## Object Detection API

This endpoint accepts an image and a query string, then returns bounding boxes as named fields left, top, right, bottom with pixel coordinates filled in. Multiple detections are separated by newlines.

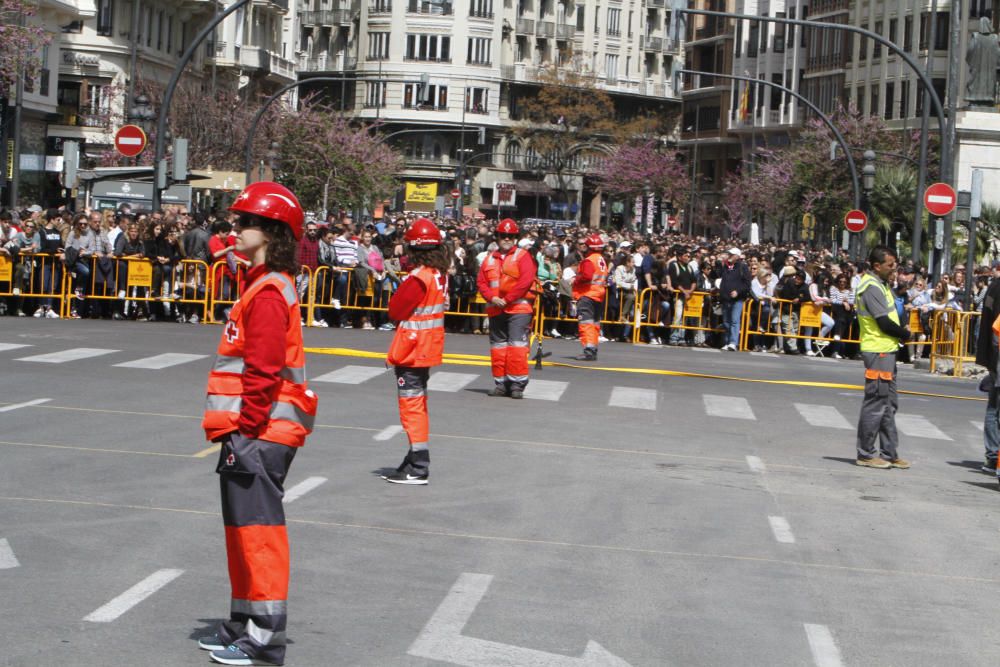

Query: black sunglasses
left=498, top=233, right=517, bottom=239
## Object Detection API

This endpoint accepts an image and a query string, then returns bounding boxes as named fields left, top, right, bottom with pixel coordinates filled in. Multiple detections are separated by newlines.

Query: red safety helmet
left=405, top=217, right=442, bottom=248
left=497, top=218, right=519, bottom=235
left=584, top=233, right=606, bottom=250
left=229, top=181, right=304, bottom=240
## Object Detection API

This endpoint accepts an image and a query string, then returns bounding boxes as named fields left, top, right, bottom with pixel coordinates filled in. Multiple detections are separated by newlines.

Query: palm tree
left=866, top=164, right=917, bottom=251
left=953, top=201, right=1000, bottom=266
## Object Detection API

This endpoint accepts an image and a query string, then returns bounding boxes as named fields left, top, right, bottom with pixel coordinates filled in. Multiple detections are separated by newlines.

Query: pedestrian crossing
left=0, top=342, right=984, bottom=442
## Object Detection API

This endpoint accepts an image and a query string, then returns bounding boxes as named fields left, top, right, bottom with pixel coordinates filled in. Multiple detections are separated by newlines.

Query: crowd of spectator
left=1, top=204, right=991, bottom=364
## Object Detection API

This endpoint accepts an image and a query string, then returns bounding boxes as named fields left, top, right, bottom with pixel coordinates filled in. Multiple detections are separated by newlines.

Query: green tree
left=866, top=163, right=917, bottom=250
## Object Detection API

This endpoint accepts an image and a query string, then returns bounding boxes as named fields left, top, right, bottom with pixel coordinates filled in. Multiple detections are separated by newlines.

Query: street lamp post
left=858, top=150, right=876, bottom=262
left=126, top=94, right=156, bottom=167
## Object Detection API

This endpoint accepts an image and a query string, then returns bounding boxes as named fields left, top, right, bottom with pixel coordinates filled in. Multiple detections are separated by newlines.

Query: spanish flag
left=738, top=81, right=750, bottom=121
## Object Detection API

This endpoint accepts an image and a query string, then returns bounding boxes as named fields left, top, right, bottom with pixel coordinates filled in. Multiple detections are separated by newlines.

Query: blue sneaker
left=210, top=644, right=275, bottom=666
left=198, top=633, right=226, bottom=651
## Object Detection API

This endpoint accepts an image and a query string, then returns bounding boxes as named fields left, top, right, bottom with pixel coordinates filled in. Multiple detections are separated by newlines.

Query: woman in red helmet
left=382, top=217, right=451, bottom=484
left=199, top=181, right=318, bottom=666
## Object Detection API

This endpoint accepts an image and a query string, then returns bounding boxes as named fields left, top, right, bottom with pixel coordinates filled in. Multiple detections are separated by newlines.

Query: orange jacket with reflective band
left=202, top=271, right=318, bottom=446
left=479, top=248, right=536, bottom=316
left=572, top=252, right=608, bottom=301
left=387, top=266, right=446, bottom=368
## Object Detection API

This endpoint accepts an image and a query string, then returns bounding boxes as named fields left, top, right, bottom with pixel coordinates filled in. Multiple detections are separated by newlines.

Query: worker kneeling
left=476, top=218, right=537, bottom=398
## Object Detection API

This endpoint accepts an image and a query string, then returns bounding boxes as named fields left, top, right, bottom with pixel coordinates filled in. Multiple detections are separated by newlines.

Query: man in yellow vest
left=855, top=245, right=911, bottom=469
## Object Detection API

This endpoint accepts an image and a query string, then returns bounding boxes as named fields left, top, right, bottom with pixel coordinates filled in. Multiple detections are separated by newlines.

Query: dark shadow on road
left=371, top=467, right=398, bottom=478
left=961, top=480, right=999, bottom=492
left=822, top=456, right=862, bottom=467
left=946, top=460, right=988, bottom=471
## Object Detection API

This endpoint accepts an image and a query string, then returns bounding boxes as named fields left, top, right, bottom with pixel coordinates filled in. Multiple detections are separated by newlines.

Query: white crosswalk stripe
left=114, top=353, right=208, bottom=369
left=428, top=372, right=478, bottom=393
left=16, top=347, right=119, bottom=363
left=896, top=414, right=952, bottom=441
left=312, top=365, right=387, bottom=384
left=0, top=343, right=31, bottom=352
left=804, top=623, right=844, bottom=667
left=794, top=403, right=852, bottom=430
left=608, top=386, right=657, bottom=410
left=83, top=569, right=184, bottom=622
left=746, top=455, right=767, bottom=473
left=523, top=379, right=568, bottom=401
left=0, top=538, right=20, bottom=569
left=0, top=398, right=51, bottom=413
left=704, top=394, right=756, bottom=420
left=972, top=421, right=984, bottom=432
left=374, top=425, right=403, bottom=441
left=283, top=476, right=327, bottom=503
left=768, top=516, right=796, bottom=544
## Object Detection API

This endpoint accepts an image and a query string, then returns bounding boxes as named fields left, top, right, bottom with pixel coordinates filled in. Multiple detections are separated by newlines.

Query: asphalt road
left=1, top=318, right=997, bottom=667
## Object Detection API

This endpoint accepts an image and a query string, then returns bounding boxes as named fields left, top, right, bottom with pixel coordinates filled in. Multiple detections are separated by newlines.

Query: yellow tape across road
left=304, top=346, right=985, bottom=402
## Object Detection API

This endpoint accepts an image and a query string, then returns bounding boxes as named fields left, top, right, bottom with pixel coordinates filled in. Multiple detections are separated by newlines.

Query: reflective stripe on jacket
left=388, top=266, right=446, bottom=367
left=572, top=252, right=608, bottom=301
left=202, top=271, right=318, bottom=446
left=479, top=247, right=536, bottom=316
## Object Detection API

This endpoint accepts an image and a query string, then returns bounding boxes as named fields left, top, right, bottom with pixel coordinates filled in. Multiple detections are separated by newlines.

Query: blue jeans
left=986, top=387, right=999, bottom=466
left=722, top=300, right=743, bottom=347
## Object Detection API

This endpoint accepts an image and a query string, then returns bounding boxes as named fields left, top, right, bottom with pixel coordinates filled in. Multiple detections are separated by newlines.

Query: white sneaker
left=300, top=319, right=306, bottom=326
left=117, top=290, right=126, bottom=299
left=46, top=309, right=60, bottom=319
left=832, top=352, right=844, bottom=359
left=598, top=335, right=609, bottom=342
left=189, top=314, right=200, bottom=324
left=311, top=319, right=329, bottom=328
left=806, top=350, right=817, bottom=357
left=33, top=308, right=43, bottom=318
left=362, top=323, right=375, bottom=330
left=722, top=343, right=735, bottom=351
left=549, top=329, right=562, bottom=338
left=330, top=299, right=341, bottom=309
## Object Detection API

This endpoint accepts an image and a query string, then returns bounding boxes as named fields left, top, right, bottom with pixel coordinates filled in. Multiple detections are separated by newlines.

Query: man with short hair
left=975, top=260, right=1000, bottom=474
left=718, top=247, right=752, bottom=351
left=667, top=246, right=697, bottom=346
left=855, top=245, right=911, bottom=470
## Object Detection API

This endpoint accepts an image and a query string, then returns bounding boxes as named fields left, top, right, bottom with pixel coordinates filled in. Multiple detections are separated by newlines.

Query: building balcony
left=299, top=53, right=357, bottom=71
left=501, top=62, right=543, bottom=82
left=639, top=80, right=665, bottom=97
left=368, top=0, right=391, bottom=12
left=253, top=0, right=288, bottom=10
left=239, top=46, right=270, bottom=71
left=556, top=23, right=575, bottom=39
left=663, top=37, right=680, bottom=54
left=407, top=0, right=453, bottom=14
left=269, top=53, right=296, bottom=80
left=516, top=17, right=534, bottom=34
left=469, top=9, right=493, bottom=18
left=56, top=106, right=111, bottom=128
left=642, top=35, right=662, bottom=50
left=683, top=72, right=726, bottom=90
left=300, top=8, right=352, bottom=25
left=536, top=20, right=554, bottom=38
left=646, top=0, right=664, bottom=6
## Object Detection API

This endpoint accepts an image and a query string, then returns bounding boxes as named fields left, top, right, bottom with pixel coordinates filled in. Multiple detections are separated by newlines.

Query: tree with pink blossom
left=0, top=0, right=49, bottom=99
left=593, top=141, right=690, bottom=226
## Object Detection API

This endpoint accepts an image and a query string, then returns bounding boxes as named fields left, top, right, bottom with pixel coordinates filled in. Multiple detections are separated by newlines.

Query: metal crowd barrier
left=927, top=309, right=979, bottom=375
left=535, top=284, right=637, bottom=340
left=1, top=253, right=70, bottom=316
left=69, top=256, right=210, bottom=320
left=305, top=265, right=397, bottom=326
left=206, top=259, right=248, bottom=323
left=633, top=287, right=721, bottom=345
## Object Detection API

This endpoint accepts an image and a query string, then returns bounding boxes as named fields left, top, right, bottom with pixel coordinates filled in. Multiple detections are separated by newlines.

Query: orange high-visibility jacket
left=572, top=252, right=609, bottom=302
left=478, top=247, right=536, bottom=316
left=388, top=266, right=446, bottom=368
left=202, top=271, right=318, bottom=447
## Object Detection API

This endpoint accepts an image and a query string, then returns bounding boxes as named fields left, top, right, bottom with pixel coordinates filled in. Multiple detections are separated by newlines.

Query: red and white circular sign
left=923, top=182, right=957, bottom=217
left=114, top=124, right=148, bottom=158
left=844, top=209, right=868, bottom=233
left=450, top=188, right=461, bottom=199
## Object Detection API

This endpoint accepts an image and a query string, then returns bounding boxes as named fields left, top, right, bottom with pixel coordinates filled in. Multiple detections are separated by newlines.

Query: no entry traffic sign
left=844, top=209, right=868, bottom=233
left=114, top=125, right=148, bottom=158
left=924, top=182, right=957, bottom=217
left=450, top=188, right=461, bottom=199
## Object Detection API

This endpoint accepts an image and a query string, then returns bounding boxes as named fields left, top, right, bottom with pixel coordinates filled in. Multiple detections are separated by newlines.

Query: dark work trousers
left=985, top=386, right=999, bottom=467
left=488, top=312, right=533, bottom=392
left=856, top=351, right=900, bottom=461
left=217, top=432, right=297, bottom=666
left=395, top=366, right=431, bottom=474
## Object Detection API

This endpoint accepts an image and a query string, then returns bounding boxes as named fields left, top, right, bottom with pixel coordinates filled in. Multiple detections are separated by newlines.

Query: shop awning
left=512, top=179, right=552, bottom=195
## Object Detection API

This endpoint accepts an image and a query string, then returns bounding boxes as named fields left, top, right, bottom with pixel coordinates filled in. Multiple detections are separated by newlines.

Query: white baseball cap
left=727, top=247, right=742, bottom=257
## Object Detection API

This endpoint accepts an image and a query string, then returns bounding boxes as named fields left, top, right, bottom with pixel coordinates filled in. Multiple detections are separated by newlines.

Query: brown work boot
left=888, top=458, right=911, bottom=469
left=856, top=457, right=891, bottom=469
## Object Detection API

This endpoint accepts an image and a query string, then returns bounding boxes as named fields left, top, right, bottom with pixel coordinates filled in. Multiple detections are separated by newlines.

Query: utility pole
left=942, top=0, right=963, bottom=274
left=9, top=7, right=26, bottom=208
left=911, top=0, right=937, bottom=268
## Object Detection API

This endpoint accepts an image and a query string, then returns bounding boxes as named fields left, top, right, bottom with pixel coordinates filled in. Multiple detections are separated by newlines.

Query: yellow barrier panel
left=0, top=255, right=12, bottom=284
left=127, top=261, right=153, bottom=288
left=927, top=309, right=979, bottom=376
left=207, top=259, right=247, bottom=323
left=5, top=253, right=69, bottom=316
left=633, top=287, right=722, bottom=345
left=535, top=285, right=635, bottom=341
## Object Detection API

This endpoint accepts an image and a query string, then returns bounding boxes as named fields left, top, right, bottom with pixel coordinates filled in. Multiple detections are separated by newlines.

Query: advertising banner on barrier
left=908, top=309, right=921, bottom=330
left=799, top=303, right=823, bottom=329
left=127, top=261, right=153, bottom=288
left=0, top=255, right=11, bottom=282
left=683, top=294, right=703, bottom=318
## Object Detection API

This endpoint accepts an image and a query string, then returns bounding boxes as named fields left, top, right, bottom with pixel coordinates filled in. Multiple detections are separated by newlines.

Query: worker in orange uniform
left=572, top=233, right=609, bottom=361
left=199, top=181, right=318, bottom=667
left=476, top=218, right=538, bottom=398
left=382, top=217, right=451, bottom=485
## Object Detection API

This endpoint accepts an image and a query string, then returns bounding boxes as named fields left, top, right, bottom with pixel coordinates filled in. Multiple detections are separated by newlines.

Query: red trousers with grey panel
left=217, top=432, right=297, bottom=665
left=488, top=312, right=532, bottom=391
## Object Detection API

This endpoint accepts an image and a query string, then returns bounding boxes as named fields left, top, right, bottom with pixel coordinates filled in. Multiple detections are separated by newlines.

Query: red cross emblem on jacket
left=224, top=321, right=240, bottom=344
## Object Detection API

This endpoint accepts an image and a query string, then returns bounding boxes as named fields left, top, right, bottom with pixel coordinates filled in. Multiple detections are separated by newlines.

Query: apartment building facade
left=295, top=0, right=682, bottom=222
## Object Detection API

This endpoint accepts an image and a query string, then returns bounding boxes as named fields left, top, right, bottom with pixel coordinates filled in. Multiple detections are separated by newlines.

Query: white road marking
left=374, top=425, right=403, bottom=441
left=972, top=421, right=984, bottom=432
left=16, top=348, right=119, bottom=363
left=0, top=538, right=20, bottom=569
left=768, top=516, right=796, bottom=544
left=428, top=372, right=478, bottom=393
left=0, top=398, right=51, bottom=413
left=409, top=572, right=632, bottom=666
left=83, top=569, right=184, bottom=622
left=703, top=394, right=756, bottom=420
left=794, top=403, right=852, bottom=430
left=114, top=353, right=208, bottom=369
left=688, top=346, right=721, bottom=353
left=312, top=365, right=386, bottom=384
left=746, top=455, right=767, bottom=473
left=608, top=387, right=657, bottom=410
left=283, top=476, right=327, bottom=503
left=896, top=414, right=952, bottom=441
left=805, top=356, right=838, bottom=363
left=804, top=623, right=844, bottom=667
left=749, top=351, right=773, bottom=357
left=523, top=379, right=569, bottom=401
left=0, top=343, right=31, bottom=352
